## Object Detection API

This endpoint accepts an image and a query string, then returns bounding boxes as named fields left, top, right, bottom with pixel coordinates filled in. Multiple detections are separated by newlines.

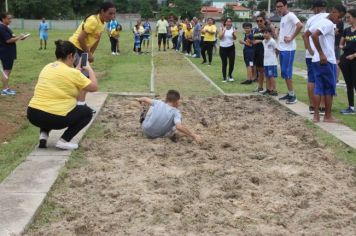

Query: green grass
left=0, top=30, right=152, bottom=183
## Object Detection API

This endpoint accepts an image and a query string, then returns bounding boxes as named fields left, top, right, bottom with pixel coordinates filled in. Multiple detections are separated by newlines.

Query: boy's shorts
left=306, top=58, right=316, bottom=83
left=40, top=32, right=48, bottom=40
left=135, top=41, right=141, bottom=49
left=253, top=47, right=264, bottom=68
left=264, top=65, right=278, bottom=78
left=143, top=34, right=150, bottom=40
left=312, top=62, right=337, bottom=96
left=279, top=50, right=295, bottom=79
left=243, top=49, right=254, bottom=67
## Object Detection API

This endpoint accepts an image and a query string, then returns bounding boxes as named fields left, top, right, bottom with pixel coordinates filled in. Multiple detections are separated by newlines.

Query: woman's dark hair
left=276, top=0, right=288, bottom=6
left=55, top=40, right=76, bottom=60
left=223, top=17, right=233, bottom=26
left=0, top=12, right=10, bottom=21
left=348, top=9, right=356, bottom=18
left=82, top=1, right=116, bottom=31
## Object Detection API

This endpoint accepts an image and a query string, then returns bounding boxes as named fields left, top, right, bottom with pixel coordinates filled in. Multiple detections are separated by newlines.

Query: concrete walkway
left=0, top=92, right=108, bottom=236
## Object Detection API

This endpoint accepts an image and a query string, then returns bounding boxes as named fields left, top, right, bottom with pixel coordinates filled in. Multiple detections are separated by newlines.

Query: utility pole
left=268, top=0, right=271, bottom=17
left=5, top=0, right=8, bottom=12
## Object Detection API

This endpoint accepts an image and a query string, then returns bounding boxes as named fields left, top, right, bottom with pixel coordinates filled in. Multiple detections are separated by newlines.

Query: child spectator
left=142, top=19, right=151, bottom=52
left=240, top=22, right=255, bottom=85
left=137, top=90, right=203, bottom=144
left=262, top=26, right=278, bottom=96
left=176, top=24, right=184, bottom=52
left=109, top=24, right=122, bottom=55
left=134, top=25, right=141, bottom=55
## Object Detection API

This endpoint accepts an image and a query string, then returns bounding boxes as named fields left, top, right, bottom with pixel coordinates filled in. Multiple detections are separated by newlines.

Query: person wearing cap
left=302, top=0, right=328, bottom=115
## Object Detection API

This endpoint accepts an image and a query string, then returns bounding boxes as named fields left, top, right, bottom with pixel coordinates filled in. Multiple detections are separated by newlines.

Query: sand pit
left=27, top=96, right=356, bottom=235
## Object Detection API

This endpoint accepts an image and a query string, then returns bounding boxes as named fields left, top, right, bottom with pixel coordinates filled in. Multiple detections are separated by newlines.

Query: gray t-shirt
left=142, top=100, right=182, bottom=138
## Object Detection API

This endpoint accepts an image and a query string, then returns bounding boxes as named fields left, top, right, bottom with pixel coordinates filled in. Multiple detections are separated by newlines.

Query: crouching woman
left=27, top=40, right=98, bottom=150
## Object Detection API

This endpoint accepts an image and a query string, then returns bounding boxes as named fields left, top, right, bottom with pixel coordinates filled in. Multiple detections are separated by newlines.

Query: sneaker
left=286, top=95, right=297, bottom=104
left=269, top=91, right=278, bottom=96
left=111, top=52, right=116, bottom=55
left=185, top=53, right=189, bottom=56
left=319, top=107, right=326, bottom=115
left=228, top=77, right=234, bottom=82
left=309, top=106, right=315, bottom=114
left=262, top=89, right=271, bottom=95
left=38, top=132, right=48, bottom=148
left=222, top=79, right=227, bottom=83
left=279, top=94, right=290, bottom=101
left=191, top=54, right=196, bottom=57
left=241, top=80, right=253, bottom=85
left=201, top=61, right=207, bottom=64
left=1, top=88, right=16, bottom=95
left=340, top=107, right=355, bottom=115
left=253, top=87, right=264, bottom=93
left=208, top=63, right=211, bottom=66
left=56, top=140, right=78, bottom=150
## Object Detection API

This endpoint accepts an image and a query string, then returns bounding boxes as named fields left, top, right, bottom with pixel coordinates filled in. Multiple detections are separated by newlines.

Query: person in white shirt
left=156, top=16, right=169, bottom=51
left=218, top=17, right=237, bottom=82
left=310, top=5, right=346, bottom=123
left=262, top=26, right=278, bottom=96
left=303, top=0, right=328, bottom=115
left=276, top=0, right=303, bottom=104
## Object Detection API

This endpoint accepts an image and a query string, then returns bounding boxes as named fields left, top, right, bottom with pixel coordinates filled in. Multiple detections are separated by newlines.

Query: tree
left=223, top=6, right=237, bottom=20
left=257, top=0, right=275, bottom=11
left=140, top=0, right=154, bottom=19
left=160, top=0, right=201, bottom=19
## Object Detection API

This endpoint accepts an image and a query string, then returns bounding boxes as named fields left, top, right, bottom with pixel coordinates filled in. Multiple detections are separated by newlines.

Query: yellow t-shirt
left=180, top=23, right=187, bottom=31
left=133, top=25, right=145, bottom=34
left=110, top=29, right=120, bottom=38
left=29, top=62, right=91, bottom=116
left=203, top=25, right=217, bottom=42
left=171, top=25, right=178, bottom=37
left=69, top=14, right=105, bottom=51
left=184, top=29, right=193, bottom=40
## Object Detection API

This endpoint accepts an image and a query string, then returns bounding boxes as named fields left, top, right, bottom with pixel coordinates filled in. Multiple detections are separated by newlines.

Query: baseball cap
left=312, top=0, right=327, bottom=8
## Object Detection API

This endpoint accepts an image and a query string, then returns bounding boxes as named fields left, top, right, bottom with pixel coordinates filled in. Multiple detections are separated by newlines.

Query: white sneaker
left=56, top=140, right=78, bottom=150
left=111, top=52, right=116, bottom=55
left=228, top=77, right=234, bottom=82
left=185, top=53, right=189, bottom=56
left=191, top=54, right=196, bottom=57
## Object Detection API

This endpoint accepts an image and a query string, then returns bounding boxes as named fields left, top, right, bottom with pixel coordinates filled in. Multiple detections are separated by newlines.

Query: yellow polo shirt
left=69, top=14, right=105, bottom=51
left=203, top=25, right=217, bottom=42
left=29, top=61, right=91, bottom=116
left=171, top=25, right=178, bottom=37
left=110, top=29, right=120, bottom=38
left=184, top=29, right=193, bottom=40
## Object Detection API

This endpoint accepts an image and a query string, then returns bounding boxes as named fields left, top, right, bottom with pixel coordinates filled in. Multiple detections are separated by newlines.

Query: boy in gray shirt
left=137, top=90, right=203, bottom=144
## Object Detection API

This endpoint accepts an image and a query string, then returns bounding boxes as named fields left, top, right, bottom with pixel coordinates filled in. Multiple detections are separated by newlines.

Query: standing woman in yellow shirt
left=201, top=18, right=217, bottom=66
left=27, top=40, right=98, bottom=150
left=170, top=21, right=179, bottom=50
left=69, top=2, right=116, bottom=107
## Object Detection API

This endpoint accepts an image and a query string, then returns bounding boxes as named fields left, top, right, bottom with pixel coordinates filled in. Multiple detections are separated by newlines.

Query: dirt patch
left=27, top=96, right=356, bottom=235
left=0, top=83, right=34, bottom=143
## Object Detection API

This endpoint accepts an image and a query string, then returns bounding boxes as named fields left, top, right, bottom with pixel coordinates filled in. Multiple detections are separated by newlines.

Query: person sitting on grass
left=137, top=90, right=203, bottom=144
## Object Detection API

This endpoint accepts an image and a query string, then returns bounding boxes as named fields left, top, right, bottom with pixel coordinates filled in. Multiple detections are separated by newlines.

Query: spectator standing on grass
left=133, top=20, right=144, bottom=53
left=109, top=24, right=122, bottom=55
left=107, top=18, right=119, bottom=54
left=219, top=17, right=237, bottom=83
left=192, top=17, right=202, bottom=58
left=156, top=15, right=169, bottom=51
left=0, top=12, right=28, bottom=96
left=184, top=23, right=194, bottom=56
left=201, top=18, right=217, bottom=66
left=142, top=19, right=152, bottom=52
left=137, top=90, right=203, bottom=144
left=339, top=9, right=356, bottom=115
left=240, top=22, right=255, bottom=85
left=27, top=40, right=98, bottom=150
left=38, top=17, right=49, bottom=50
left=303, top=0, right=328, bottom=115
left=252, top=15, right=267, bottom=92
left=69, top=2, right=116, bottom=110
left=262, top=26, right=278, bottom=96
left=276, top=0, right=303, bottom=104
left=176, top=24, right=184, bottom=52
left=171, top=21, right=179, bottom=50
left=310, top=5, right=346, bottom=122
left=335, top=19, right=344, bottom=82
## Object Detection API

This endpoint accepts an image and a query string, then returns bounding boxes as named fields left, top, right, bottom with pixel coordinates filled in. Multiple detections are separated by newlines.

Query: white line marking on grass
left=150, top=36, right=155, bottom=93
left=184, top=56, right=225, bottom=95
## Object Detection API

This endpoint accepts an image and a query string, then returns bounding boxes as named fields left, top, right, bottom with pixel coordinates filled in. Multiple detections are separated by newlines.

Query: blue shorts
left=279, top=50, right=295, bottom=79
left=243, top=49, right=254, bottom=67
left=134, top=41, right=141, bottom=49
left=312, top=62, right=337, bottom=96
left=264, top=65, right=278, bottom=78
left=143, top=34, right=150, bottom=40
left=306, top=58, right=316, bottom=83
left=40, top=32, right=48, bottom=40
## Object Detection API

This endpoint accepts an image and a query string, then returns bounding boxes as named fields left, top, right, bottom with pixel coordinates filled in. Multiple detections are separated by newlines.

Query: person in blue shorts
left=142, top=19, right=151, bottom=52
left=262, top=26, right=278, bottom=96
left=134, top=24, right=141, bottom=55
left=310, top=5, right=346, bottom=123
left=240, top=22, right=255, bottom=84
left=276, top=0, right=303, bottom=104
left=39, top=18, right=49, bottom=50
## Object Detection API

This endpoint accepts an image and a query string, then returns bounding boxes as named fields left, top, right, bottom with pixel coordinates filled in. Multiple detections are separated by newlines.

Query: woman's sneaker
left=340, top=107, right=355, bottom=115
left=56, top=140, right=78, bottom=150
left=309, top=106, right=315, bottom=114
left=253, top=87, right=264, bottom=93
left=1, top=88, right=16, bottom=96
left=227, top=77, right=234, bottom=82
left=279, top=94, right=290, bottom=101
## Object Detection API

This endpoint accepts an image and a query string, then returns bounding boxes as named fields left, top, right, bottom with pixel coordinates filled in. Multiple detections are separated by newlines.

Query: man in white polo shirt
left=276, top=0, right=303, bottom=104
left=156, top=15, right=169, bottom=51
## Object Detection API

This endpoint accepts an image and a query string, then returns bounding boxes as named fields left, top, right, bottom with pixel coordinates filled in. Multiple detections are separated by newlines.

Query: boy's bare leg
left=258, top=67, right=264, bottom=89
left=323, top=95, right=338, bottom=123
left=313, top=95, right=321, bottom=123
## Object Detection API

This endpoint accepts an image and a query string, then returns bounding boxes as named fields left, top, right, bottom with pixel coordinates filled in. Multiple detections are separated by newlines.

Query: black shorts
left=158, top=33, right=167, bottom=44
left=0, top=57, right=14, bottom=70
left=254, top=46, right=264, bottom=68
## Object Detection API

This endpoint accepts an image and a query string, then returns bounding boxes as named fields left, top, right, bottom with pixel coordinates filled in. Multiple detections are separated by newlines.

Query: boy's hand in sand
left=194, top=134, right=203, bottom=144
